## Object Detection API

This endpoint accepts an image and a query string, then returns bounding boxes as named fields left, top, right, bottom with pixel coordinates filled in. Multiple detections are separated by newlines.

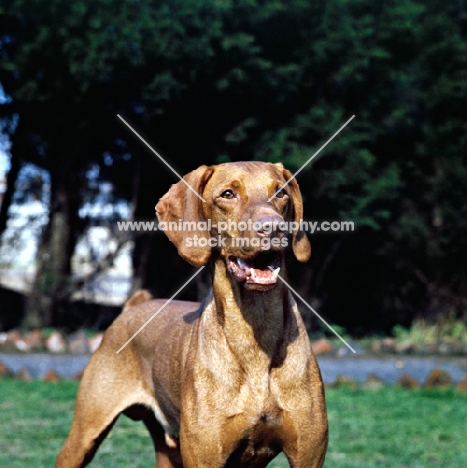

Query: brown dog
left=56, top=161, right=328, bottom=468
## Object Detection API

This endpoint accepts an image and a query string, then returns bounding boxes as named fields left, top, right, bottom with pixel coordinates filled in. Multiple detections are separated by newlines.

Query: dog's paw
left=165, top=433, right=178, bottom=449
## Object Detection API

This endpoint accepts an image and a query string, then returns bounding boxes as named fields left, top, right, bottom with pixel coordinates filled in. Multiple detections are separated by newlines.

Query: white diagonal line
left=273, top=270, right=356, bottom=353
left=117, top=114, right=206, bottom=202
left=116, top=266, right=205, bottom=354
left=269, top=115, right=355, bottom=201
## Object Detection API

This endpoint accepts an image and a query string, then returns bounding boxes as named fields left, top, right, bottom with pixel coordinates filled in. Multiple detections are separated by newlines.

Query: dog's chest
left=227, top=374, right=286, bottom=436
left=226, top=400, right=284, bottom=467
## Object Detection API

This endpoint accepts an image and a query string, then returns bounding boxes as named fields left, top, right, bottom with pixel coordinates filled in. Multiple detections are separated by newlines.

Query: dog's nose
left=255, top=216, right=285, bottom=238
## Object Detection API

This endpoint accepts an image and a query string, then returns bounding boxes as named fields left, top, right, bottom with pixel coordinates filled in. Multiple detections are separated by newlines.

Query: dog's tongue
left=228, top=257, right=281, bottom=285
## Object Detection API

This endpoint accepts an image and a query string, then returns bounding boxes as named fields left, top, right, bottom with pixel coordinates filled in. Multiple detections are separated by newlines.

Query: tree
left=1, top=0, right=152, bottom=326
left=250, top=0, right=467, bottom=329
left=0, top=0, right=240, bottom=326
left=1, top=0, right=465, bottom=333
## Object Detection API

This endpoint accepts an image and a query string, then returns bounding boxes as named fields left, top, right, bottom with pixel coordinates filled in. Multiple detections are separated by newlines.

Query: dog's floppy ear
left=156, top=165, right=214, bottom=267
left=280, top=167, right=311, bottom=263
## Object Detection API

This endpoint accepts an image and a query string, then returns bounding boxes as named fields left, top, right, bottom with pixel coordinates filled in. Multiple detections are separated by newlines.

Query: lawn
left=1, top=380, right=466, bottom=467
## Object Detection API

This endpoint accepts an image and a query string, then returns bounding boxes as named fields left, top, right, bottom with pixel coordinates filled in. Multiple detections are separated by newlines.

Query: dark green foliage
left=0, top=0, right=466, bottom=330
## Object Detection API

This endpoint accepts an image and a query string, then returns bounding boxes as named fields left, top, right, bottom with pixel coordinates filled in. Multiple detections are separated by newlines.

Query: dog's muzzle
left=227, top=251, right=282, bottom=286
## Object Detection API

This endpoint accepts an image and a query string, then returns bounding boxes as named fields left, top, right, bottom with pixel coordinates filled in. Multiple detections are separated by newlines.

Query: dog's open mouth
left=227, top=251, right=282, bottom=286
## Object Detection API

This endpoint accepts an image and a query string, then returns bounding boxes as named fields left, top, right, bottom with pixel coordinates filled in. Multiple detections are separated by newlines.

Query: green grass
left=1, top=380, right=467, bottom=467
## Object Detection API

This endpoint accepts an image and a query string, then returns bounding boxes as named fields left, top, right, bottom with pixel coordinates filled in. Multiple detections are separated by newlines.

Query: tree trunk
left=0, top=138, right=23, bottom=237
left=23, top=176, right=75, bottom=329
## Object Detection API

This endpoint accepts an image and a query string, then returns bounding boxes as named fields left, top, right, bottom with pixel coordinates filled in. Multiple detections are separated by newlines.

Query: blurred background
left=0, top=0, right=466, bottom=337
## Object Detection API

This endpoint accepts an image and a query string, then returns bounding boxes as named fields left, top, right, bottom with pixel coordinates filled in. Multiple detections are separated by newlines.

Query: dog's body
left=57, top=162, right=328, bottom=468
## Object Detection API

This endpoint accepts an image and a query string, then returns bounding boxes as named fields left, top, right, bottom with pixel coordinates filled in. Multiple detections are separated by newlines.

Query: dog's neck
left=209, top=256, right=291, bottom=369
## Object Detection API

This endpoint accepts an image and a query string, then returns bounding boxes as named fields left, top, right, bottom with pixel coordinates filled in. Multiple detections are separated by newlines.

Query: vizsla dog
left=56, top=161, right=328, bottom=468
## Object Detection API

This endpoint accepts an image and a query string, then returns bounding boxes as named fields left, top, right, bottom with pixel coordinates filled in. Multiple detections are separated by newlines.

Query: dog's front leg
left=178, top=414, right=229, bottom=468
left=177, top=378, right=243, bottom=468
left=281, top=381, right=328, bottom=468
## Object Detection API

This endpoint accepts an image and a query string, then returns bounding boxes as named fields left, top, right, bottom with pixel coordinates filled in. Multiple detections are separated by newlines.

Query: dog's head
left=155, top=162, right=311, bottom=290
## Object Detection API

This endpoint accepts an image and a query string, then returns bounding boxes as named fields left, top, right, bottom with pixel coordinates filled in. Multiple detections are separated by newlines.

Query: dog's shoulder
left=119, top=290, right=201, bottom=327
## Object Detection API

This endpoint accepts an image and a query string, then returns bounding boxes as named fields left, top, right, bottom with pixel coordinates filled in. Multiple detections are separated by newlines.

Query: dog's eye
left=220, top=189, right=235, bottom=199
left=274, top=188, right=286, bottom=199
